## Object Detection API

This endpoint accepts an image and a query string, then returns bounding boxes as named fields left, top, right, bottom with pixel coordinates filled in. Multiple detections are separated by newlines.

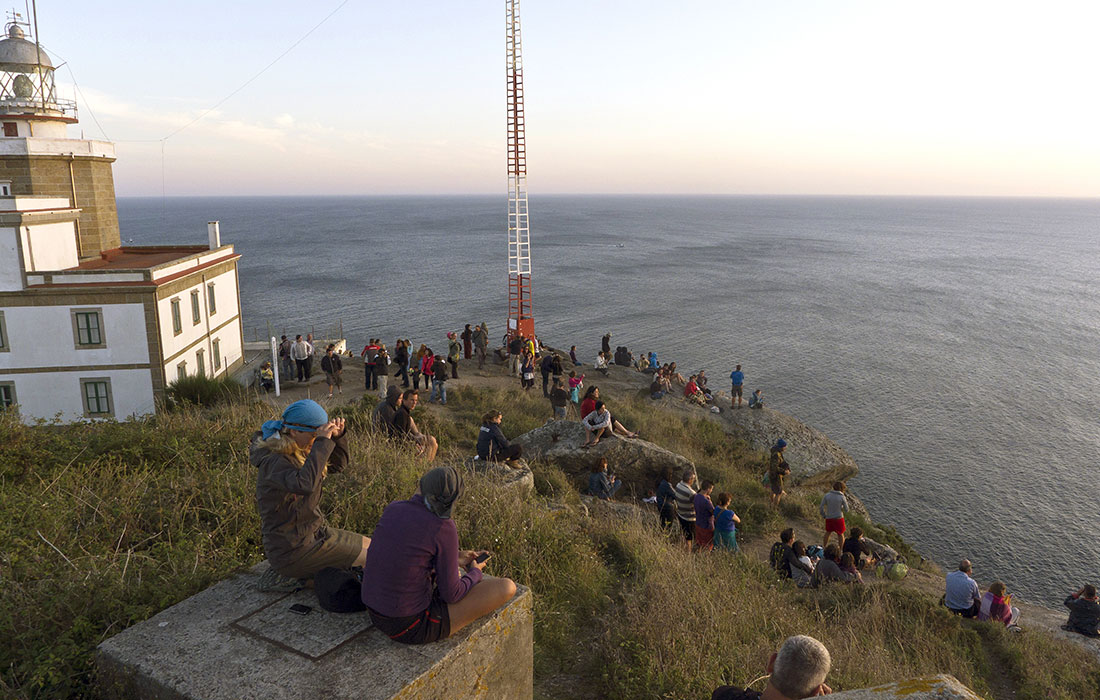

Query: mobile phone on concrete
left=289, top=604, right=312, bottom=615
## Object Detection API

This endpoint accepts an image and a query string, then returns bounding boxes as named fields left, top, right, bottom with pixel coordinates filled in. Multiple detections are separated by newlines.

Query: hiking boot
left=257, top=567, right=305, bottom=593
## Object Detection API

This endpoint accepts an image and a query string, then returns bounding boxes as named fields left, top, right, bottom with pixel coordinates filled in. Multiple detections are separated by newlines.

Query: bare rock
left=827, top=675, right=981, bottom=699
left=461, top=458, right=535, bottom=497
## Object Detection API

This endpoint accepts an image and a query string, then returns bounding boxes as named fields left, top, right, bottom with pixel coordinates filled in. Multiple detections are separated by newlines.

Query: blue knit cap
left=775, top=438, right=787, bottom=449
left=261, top=399, right=328, bottom=439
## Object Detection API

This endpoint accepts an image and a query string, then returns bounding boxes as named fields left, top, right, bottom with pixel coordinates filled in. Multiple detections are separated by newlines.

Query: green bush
left=164, top=374, right=247, bottom=408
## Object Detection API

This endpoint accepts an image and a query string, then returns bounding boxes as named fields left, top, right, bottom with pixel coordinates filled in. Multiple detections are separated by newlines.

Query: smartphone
left=289, top=603, right=312, bottom=615
left=474, top=552, right=491, bottom=564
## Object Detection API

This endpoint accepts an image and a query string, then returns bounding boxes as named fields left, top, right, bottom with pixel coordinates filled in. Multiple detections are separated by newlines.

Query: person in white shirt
left=291, top=334, right=314, bottom=382
left=581, top=401, right=612, bottom=447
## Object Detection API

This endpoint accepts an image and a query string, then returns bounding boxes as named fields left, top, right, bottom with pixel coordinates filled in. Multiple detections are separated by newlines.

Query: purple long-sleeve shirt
left=694, top=492, right=715, bottom=530
left=361, top=494, right=483, bottom=617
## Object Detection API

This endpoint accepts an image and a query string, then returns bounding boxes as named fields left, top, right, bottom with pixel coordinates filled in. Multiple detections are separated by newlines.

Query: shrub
left=164, top=374, right=247, bottom=408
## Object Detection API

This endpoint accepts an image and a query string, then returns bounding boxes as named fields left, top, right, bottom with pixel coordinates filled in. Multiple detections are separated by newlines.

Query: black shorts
left=678, top=516, right=695, bottom=541
left=367, top=589, right=451, bottom=644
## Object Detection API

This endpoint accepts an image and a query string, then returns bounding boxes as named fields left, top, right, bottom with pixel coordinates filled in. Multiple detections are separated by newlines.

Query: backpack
left=875, top=559, right=909, bottom=581
left=769, top=542, right=789, bottom=577
left=314, top=567, right=367, bottom=613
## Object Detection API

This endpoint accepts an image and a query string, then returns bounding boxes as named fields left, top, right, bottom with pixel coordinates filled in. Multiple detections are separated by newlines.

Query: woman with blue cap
left=361, top=466, right=517, bottom=644
left=768, top=438, right=790, bottom=508
left=251, top=399, right=370, bottom=591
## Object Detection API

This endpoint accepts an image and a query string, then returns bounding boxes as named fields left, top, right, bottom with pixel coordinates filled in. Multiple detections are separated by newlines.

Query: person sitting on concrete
left=945, top=559, right=982, bottom=617
left=674, top=470, right=698, bottom=544
left=819, top=481, right=849, bottom=548
left=476, top=410, right=523, bottom=463
left=979, top=581, right=1021, bottom=628
left=392, top=389, right=439, bottom=461
left=790, top=541, right=814, bottom=588
left=549, top=378, right=570, bottom=420
left=748, top=388, right=765, bottom=409
left=769, top=528, right=814, bottom=580
left=588, top=457, right=622, bottom=500
left=259, top=361, right=275, bottom=392
left=1063, top=584, right=1100, bottom=637
left=711, top=634, right=832, bottom=700
left=361, top=466, right=517, bottom=644
left=693, top=481, right=716, bottom=551
left=713, top=492, right=741, bottom=552
left=842, top=527, right=876, bottom=571
left=581, top=400, right=613, bottom=447
left=812, top=544, right=860, bottom=586
left=251, top=400, right=370, bottom=591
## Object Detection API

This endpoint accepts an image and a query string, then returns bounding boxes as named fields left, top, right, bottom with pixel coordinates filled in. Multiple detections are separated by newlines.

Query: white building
left=0, top=19, right=244, bottom=422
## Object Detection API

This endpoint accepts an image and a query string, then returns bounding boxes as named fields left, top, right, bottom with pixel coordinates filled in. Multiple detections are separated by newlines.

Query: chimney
left=207, top=221, right=221, bottom=250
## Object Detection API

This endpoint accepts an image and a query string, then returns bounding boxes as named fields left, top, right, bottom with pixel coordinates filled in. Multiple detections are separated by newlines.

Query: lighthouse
left=0, top=15, right=245, bottom=422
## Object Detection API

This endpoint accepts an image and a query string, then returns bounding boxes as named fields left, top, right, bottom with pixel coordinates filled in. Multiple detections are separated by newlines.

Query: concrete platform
left=97, top=563, right=532, bottom=700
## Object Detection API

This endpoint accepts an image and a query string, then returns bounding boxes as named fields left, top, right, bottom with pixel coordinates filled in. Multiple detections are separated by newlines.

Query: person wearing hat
left=768, top=439, right=791, bottom=507
left=250, top=399, right=369, bottom=592
left=361, top=466, right=517, bottom=644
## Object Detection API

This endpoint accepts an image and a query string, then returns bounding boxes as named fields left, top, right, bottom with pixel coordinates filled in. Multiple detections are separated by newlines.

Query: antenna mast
left=506, top=0, right=533, bottom=340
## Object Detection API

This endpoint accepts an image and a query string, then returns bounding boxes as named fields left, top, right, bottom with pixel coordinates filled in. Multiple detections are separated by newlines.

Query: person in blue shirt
left=588, top=457, right=622, bottom=500
left=713, top=492, right=741, bottom=551
left=748, top=388, right=765, bottom=409
left=729, top=364, right=744, bottom=408
left=944, top=559, right=982, bottom=617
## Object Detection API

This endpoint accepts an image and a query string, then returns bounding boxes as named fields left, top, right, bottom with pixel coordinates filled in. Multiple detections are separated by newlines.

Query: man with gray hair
left=711, top=634, right=832, bottom=699
left=944, top=559, right=981, bottom=618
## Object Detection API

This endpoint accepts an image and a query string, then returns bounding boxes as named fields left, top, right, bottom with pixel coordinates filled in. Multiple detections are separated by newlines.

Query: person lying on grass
left=361, top=466, right=517, bottom=644
left=251, top=399, right=370, bottom=592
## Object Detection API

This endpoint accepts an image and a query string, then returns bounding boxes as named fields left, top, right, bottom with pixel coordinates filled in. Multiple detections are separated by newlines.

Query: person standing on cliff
left=461, top=324, right=473, bottom=360
left=473, top=325, right=488, bottom=369
left=673, top=470, right=698, bottom=546
left=601, top=332, right=612, bottom=355
left=693, top=481, right=716, bottom=551
left=447, top=332, right=461, bottom=379
left=711, top=634, right=832, bottom=700
left=729, top=364, right=744, bottom=408
left=768, top=439, right=790, bottom=507
left=819, top=481, right=850, bottom=548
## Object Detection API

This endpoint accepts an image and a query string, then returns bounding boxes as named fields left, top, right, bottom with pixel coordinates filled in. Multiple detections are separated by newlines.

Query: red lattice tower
left=506, top=0, right=533, bottom=340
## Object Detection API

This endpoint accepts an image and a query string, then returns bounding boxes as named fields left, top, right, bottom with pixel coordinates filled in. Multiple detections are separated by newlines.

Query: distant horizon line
left=115, top=192, right=1100, bottom=200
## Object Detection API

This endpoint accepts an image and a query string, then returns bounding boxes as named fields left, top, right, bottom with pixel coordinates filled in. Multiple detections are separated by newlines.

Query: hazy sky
left=32, top=1, right=1100, bottom=196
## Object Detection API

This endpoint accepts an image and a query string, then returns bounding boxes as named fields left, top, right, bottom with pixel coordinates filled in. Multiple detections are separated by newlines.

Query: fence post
left=270, top=336, right=281, bottom=397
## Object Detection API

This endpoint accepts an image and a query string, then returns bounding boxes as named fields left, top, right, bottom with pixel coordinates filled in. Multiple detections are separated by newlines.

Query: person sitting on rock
left=361, top=466, right=517, bottom=644
left=769, top=527, right=814, bottom=580
left=842, top=527, right=876, bottom=571
left=650, top=376, right=667, bottom=399
left=944, top=559, right=982, bottom=617
left=979, top=581, right=1021, bottom=628
left=711, top=634, right=832, bottom=700
left=674, top=470, right=698, bottom=545
left=392, top=389, right=439, bottom=461
left=668, top=362, right=685, bottom=384
left=476, top=410, right=522, bottom=463
left=683, top=375, right=707, bottom=405
left=594, top=351, right=610, bottom=375
left=581, top=400, right=613, bottom=447
left=693, top=480, right=716, bottom=551
left=713, top=492, right=741, bottom=552
left=696, top=370, right=712, bottom=399
left=812, top=544, right=860, bottom=586
left=767, top=439, right=790, bottom=508
left=790, top=541, right=814, bottom=588
left=748, top=388, right=765, bottom=409
left=1063, top=584, right=1100, bottom=637
left=819, top=481, right=850, bottom=548
left=588, top=457, right=622, bottom=500
left=251, top=400, right=370, bottom=592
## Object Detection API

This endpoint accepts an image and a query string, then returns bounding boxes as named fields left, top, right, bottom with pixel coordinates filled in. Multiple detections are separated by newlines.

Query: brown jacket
left=250, top=430, right=349, bottom=571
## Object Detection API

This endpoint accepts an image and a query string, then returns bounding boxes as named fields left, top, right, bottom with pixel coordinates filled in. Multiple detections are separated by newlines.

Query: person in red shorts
left=819, top=481, right=850, bottom=548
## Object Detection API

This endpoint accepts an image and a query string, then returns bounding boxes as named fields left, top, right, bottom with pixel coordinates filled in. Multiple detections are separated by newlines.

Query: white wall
left=0, top=302, right=149, bottom=369
left=0, top=137, right=114, bottom=158
left=23, top=221, right=78, bottom=271
left=0, top=227, right=21, bottom=291
left=158, top=267, right=239, bottom=360
left=2, top=368, right=155, bottom=422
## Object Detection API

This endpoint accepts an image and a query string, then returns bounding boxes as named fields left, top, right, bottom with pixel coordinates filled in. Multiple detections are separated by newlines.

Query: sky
left=28, top=0, right=1100, bottom=197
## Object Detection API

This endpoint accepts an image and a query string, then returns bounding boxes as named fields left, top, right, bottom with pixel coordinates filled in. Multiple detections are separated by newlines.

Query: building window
left=80, top=378, right=113, bottom=417
left=0, top=381, right=15, bottom=410
left=191, top=290, right=201, bottom=325
left=171, top=298, right=182, bottom=335
left=2, top=122, right=16, bottom=137
left=176, top=362, right=187, bottom=381
left=0, top=181, right=10, bottom=196
left=71, top=308, right=106, bottom=349
left=0, top=310, right=7, bottom=351
left=207, top=283, right=217, bottom=315
left=196, top=349, right=205, bottom=376
left=213, top=339, right=221, bottom=369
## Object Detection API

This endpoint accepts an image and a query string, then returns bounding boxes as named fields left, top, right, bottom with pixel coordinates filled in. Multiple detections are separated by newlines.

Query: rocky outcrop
left=827, top=675, right=980, bottom=699
left=514, top=420, right=696, bottom=493
left=461, top=458, right=535, bottom=497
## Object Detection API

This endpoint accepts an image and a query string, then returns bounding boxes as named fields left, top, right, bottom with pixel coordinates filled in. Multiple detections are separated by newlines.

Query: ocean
left=117, top=194, right=1100, bottom=604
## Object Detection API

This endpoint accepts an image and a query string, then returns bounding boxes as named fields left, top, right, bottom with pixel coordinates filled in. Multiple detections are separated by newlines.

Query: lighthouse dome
left=0, top=24, right=53, bottom=70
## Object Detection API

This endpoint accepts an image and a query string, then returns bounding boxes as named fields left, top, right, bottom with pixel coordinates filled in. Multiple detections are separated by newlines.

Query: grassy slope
left=1, top=380, right=1098, bottom=700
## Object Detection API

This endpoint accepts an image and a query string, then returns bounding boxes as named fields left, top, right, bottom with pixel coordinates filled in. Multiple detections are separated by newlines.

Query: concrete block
left=829, top=675, right=981, bottom=699
left=97, top=562, right=533, bottom=700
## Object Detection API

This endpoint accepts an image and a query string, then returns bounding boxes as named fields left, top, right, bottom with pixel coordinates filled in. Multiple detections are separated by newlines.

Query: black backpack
left=769, top=542, right=790, bottom=578
left=314, top=567, right=367, bottom=613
